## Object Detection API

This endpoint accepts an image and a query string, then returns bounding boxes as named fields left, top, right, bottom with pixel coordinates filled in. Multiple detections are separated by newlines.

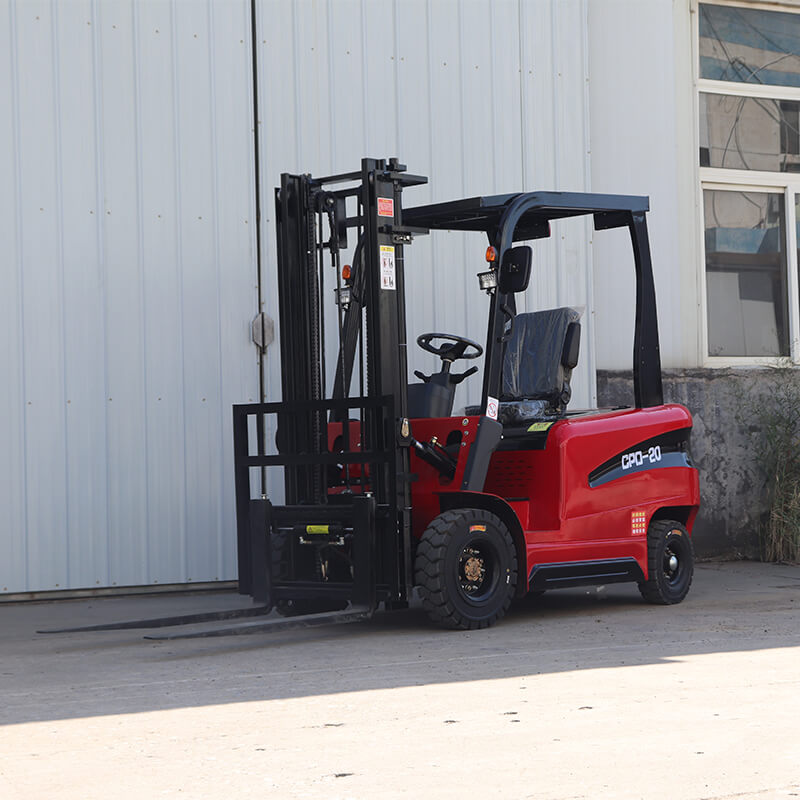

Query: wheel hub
left=459, top=546, right=487, bottom=593
left=664, top=542, right=682, bottom=583
left=463, top=555, right=484, bottom=583
left=668, top=554, right=679, bottom=572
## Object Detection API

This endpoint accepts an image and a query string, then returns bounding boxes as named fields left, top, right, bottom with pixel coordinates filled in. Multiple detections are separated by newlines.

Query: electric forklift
left=232, top=157, right=700, bottom=632
left=41, top=157, right=699, bottom=639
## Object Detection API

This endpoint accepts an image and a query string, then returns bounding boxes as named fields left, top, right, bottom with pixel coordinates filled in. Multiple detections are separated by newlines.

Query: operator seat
left=497, top=306, right=582, bottom=424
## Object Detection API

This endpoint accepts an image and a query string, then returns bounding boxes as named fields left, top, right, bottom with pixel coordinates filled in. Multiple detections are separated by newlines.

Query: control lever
left=449, top=366, right=478, bottom=384
left=414, top=365, right=477, bottom=385
left=411, top=436, right=457, bottom=480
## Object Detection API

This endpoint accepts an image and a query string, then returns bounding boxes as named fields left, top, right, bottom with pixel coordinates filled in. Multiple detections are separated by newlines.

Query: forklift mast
left=234, top=158, right=427, bottom=610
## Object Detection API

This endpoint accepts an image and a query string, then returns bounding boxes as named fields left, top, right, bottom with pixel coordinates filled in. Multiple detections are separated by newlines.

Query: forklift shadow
left=146, top=582, right=650, bottom=649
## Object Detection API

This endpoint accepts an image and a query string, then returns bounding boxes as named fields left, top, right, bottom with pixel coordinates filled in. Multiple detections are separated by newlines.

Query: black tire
left=414, top=509, right=517, bottom=630
left=638, top=519, right=694, bottom=605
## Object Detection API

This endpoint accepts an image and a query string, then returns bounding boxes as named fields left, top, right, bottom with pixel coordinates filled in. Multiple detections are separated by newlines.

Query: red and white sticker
left=486, top=396, right=498, bottom=420
left=380, top=245, right=396, bottom=290
left=631, top=510, right=647, bottom=536
left=377, top=197, right=394, bottom=217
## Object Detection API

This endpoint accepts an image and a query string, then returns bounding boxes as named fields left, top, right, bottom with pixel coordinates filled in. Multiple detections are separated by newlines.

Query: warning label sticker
left=486, top=396, right=499, bottom=420
left=380, top=245, right=396, bottom=290
left=378, top=197, right=394, bottom=217
left=527, top=421, right=555, bottom=433
left=377, top=197, right=394, bottom=217
left=631, top=510, right=647, bottom=536
left=306, top=525, right=329, bottom=535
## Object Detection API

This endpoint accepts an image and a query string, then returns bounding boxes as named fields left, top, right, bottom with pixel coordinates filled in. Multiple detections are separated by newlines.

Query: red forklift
left=41, top=157, right=699, bottom=639
left=232, top=157, right=700, bottom=632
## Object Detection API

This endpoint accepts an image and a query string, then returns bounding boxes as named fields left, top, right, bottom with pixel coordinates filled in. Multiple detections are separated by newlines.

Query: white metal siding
left=588, top=0, right=699, bottom=371
left=2, top=0, right=606, bottom=594
left=0, top=0, right=258, bottom=593
left=256, top=0, right=595, bottom=424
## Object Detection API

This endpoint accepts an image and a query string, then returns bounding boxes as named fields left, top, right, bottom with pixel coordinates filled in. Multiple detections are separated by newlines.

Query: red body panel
left=408, top=405, right=700, bottom=590
left=407, top=415, right=482, bottom=536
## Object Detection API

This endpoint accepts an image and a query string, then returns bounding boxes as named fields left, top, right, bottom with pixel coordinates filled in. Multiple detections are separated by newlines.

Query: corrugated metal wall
left=589, top=0, right=698, bottom=371
left=1, top=0, right=594, bottom=594
left=0, top=0, right=258, bottom=594
left=255, top=0, right=595, bottom=422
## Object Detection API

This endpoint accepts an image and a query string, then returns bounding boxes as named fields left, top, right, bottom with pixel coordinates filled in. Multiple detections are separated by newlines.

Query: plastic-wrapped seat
left=498, top=306, right=582, bottom=423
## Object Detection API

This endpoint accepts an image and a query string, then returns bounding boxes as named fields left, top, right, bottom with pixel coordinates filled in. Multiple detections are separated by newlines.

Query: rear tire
left=638, top=519, right=694, bottom=605
left=414, top=509, right=517, bottom=630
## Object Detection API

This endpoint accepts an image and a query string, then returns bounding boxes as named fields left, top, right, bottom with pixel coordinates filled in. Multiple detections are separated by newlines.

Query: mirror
left=498, top=245, right=532, bottom=294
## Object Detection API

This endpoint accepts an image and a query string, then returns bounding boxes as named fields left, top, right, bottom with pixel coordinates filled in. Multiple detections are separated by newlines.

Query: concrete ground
left=1, top=562, right=799, bottom=800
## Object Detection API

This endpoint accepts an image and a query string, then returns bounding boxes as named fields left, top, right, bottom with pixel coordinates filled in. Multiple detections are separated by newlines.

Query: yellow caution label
left=527, top=421, right=555, bottom=433
left=305, top=525, right=329, bottom=535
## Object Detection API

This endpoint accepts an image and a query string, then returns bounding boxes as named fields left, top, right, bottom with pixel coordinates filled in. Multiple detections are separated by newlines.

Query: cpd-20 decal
left=588, top=428, right=694, bottom=488
left=621, top=445, right=662, bottom=470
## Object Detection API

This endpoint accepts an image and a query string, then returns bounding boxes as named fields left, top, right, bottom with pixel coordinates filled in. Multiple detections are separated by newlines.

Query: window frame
left=696, top=0, right=800, bottom=366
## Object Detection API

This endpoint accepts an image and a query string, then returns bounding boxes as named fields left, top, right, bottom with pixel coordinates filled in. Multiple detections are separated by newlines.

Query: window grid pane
left=700, top=93, right=800, bottom=172
left=700, top=3, right=800, bottom=87
left=704, top=189, right=789, bottom=357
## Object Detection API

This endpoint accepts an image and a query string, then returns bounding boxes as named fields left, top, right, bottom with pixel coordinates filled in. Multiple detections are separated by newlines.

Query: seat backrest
left=501, top=307, right=582, bottom=411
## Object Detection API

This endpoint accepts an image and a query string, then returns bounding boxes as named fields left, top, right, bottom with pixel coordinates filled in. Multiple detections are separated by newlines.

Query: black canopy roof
left=404, top=191, right=650, bottom=238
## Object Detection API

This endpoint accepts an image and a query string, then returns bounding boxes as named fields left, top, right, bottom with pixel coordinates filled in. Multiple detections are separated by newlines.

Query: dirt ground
left=1, top=561, right=799, bottom=800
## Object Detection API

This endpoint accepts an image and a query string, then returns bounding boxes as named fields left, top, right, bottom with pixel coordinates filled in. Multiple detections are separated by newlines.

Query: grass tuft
left=739, top=364, right=800, bottom=563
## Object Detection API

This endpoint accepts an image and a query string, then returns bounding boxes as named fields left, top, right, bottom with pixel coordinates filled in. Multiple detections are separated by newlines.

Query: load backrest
left=501, top=307, right=582, bottom=413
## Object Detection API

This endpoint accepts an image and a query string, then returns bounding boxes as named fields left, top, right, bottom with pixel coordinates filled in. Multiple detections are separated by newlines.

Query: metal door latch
left=251, top=312, right=274, bottom=352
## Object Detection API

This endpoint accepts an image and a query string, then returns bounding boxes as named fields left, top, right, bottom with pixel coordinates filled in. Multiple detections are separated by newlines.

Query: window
left=704, top=189, right=787, bottom=356
left=698, top=2, right=800, bottom=362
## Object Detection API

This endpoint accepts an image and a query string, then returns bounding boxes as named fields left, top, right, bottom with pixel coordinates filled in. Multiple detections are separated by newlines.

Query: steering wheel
left=416, top=332, right=483, bottom=363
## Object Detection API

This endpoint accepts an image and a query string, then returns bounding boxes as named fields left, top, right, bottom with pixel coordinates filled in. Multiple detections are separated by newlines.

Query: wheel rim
left=663, top=532, right=689, bottom=588
left=457, top=536, right=500, bottom=603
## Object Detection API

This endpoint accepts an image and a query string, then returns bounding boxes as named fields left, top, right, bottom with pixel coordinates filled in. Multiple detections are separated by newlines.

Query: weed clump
left=740, top=365, right=800, bottom=563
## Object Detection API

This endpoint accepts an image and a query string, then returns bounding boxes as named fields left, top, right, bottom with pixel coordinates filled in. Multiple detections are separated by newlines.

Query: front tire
left=414, top=509, right=517, bottom=630
left=638, top=519, right=694, bottom=605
